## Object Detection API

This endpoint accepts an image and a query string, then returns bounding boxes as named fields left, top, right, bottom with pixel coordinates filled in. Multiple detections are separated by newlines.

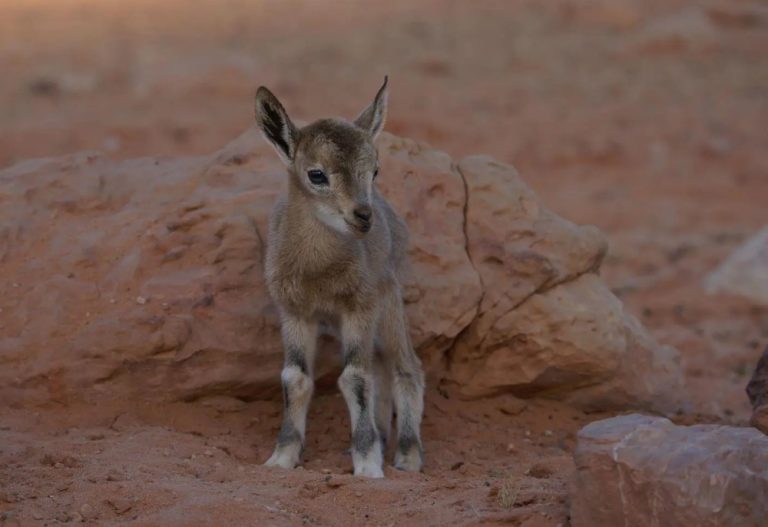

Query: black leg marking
left=353, top=374, right=367, bottom=412
left=276, top=420, right=302, bottom=448
left=282, top=382, right=290, bottom=409
left=348, top=372, right=377, bottom=457
left=355, top=374, right=375, bottom=455
left=286, top=346, right=308, bottom=374
left=353, top=420, right=377, bottom=457
left=344, top=345, right=363, bottom=368
left=397, top=423, right=419, bottom=455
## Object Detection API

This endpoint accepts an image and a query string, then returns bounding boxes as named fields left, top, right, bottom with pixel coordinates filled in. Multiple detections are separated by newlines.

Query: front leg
left=265, top=314, right=318, bottom=469
left=338, top=311, right=384, bottom=478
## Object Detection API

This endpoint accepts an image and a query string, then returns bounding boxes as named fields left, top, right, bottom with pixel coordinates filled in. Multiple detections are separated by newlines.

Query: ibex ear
left=354, top=76, right=388, bottom=140
left=254, top=86, right=298, bottom=164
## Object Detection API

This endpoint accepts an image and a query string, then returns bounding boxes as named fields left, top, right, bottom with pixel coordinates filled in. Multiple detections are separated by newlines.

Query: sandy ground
left=1, top=0, right=767, bottom=525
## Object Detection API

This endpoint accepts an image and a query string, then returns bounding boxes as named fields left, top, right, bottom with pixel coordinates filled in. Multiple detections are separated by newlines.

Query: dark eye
left=373, top=168, right=379, bottom=179
left=307, top=169, right=328, bottom=185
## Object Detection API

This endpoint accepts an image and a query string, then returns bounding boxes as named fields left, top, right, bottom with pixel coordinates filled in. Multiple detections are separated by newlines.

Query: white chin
left=315, top=205, right=350, bottom=235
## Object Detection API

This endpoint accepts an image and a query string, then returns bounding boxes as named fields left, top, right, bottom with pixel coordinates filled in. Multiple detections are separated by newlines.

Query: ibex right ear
left=254, top=87, right=298, bottom=164
left=354, top=76, right=388, bottom=140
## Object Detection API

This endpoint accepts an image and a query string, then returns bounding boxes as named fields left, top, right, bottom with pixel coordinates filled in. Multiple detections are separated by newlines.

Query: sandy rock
left=452, top=274, right=623, bottom=397
left=705, top=226, right=768, bottom=305
left=449, top=154, right=607, bottom=389
left=0, top=130, right=478, bottom=403
left=572, top=414, right=768, bottom=527
left=449, top=156, right=682, bottom=412
left=0, top=129, right=681, bottom=411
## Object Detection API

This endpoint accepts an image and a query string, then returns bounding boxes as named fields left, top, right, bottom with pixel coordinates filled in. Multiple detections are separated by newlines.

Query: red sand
left=1, top=1, right=766, bottom=525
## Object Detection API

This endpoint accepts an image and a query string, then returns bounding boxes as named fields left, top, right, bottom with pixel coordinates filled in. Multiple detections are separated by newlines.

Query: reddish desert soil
left=1, top=0, right=767, bottom=525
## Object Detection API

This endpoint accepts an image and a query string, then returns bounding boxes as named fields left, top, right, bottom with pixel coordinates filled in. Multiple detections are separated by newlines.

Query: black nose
left=353, top=206, right=372, bottom=223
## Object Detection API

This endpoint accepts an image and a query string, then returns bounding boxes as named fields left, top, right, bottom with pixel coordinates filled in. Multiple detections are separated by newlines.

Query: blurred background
left=1, top=0, right=766, bottom=416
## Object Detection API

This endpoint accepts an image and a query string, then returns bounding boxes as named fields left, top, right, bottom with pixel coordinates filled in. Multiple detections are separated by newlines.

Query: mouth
left=345, top=219, right=371, bottom=235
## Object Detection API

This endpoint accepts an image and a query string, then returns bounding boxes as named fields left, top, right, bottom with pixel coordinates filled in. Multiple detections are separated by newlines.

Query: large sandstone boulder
left=572, top=414, right=768, bottom=527
left=705, top=226, right=768, bottom=306
left=0, top=129, right=681, bottom=411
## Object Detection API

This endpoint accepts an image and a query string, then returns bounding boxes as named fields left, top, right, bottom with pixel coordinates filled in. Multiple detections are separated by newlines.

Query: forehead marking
left=299, top=119, right=376, bottom=172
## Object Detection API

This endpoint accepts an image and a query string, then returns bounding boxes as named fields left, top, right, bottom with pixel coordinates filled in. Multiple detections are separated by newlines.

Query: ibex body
left=254, top=78, right=424, bottom=478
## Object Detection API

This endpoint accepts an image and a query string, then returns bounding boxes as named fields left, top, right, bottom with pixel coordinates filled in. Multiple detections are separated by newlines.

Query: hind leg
left=378, top=288, right=425, bottom=472
left=373, top=349, right=394, bottom=452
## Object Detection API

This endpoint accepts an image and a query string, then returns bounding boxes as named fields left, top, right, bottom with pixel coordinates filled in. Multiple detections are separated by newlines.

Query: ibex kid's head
left=254, top=77, right=388, bottom=237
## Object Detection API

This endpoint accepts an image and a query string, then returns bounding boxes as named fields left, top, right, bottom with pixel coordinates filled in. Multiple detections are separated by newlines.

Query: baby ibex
left=254, top=77, right=424, bottom=478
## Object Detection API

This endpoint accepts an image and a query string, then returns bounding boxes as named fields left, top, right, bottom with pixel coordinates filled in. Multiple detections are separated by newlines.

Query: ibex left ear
left=354, top=76, right=388, bottom=140
left=255, top=86, right=298, bottom=165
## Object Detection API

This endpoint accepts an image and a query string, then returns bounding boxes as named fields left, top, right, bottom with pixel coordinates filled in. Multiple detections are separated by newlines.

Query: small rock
left=571, top=414, right=768, bottom=527
left=106, top=497, right=134, bottom=515
left=199, top=395, right=246, bottom=413
left=106, top=469, right=125, bottom=482
left=135, top=296, right=147, bottom=305
left=80, top=503, right=94, bottom=518
left=527, top=463, right=552, bottom=479
left=325, top=476, right=344, bottom=489
left=706, top=226, right=768, bottom=305
left=496, top=395, right=528, bottom=416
